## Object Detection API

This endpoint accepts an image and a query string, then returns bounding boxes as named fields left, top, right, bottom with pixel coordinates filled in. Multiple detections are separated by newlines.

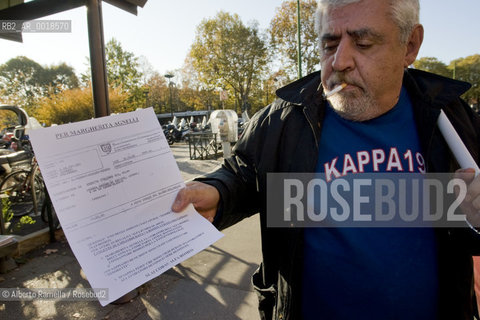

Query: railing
left=187, top=132, right=218, bottom=160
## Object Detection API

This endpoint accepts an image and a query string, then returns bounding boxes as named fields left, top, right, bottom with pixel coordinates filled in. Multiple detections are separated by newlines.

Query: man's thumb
left=172, top=188, right=188, bottom=212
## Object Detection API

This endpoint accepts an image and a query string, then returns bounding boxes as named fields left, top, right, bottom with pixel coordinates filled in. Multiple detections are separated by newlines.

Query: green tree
left=269, top=0, right=320, bottom=79
left=105, top=38, right=142, bottom=91
left=189, top=11, right=269, bottom=113
left=81, top=38, right=145, bottom=109
left=0, top=56, right=42, bottom=106
left=0, top=56, right=78, bottom=107
left=413, top=57, right=450, bottom=78
left=449, top=55, right=480, bottom=107
left=43, top=63, right=79, bottom=94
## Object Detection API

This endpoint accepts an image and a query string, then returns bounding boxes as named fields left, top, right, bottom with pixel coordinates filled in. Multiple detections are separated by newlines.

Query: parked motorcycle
left=164, top=124, right=190, bottom=145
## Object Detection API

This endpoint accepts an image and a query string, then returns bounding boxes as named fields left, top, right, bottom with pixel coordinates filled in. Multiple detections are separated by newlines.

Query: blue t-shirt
left=302, top=88, right=439, bottom=319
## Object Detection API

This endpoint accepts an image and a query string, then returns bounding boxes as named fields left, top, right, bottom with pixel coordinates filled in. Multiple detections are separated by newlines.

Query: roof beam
left=104, top=0, right=136, bottom=15
left=124, top=0, right=147, bottom=7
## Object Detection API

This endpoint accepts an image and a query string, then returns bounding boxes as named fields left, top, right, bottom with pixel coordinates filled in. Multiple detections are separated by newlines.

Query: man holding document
left=172, top=0, right=480, bottom=319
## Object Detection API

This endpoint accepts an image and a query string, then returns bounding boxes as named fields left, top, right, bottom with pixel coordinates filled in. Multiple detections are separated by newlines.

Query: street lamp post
left=143, top=88, right=149, bottom=109
left=265, top=80, right=269, bottom=105
left=164, top=74, right=174, bottom=119
left=296, top=0, right=302, bottom=79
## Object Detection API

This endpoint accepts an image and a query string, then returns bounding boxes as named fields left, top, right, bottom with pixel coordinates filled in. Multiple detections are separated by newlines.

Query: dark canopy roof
left=0, top=0, right=146, bottom=42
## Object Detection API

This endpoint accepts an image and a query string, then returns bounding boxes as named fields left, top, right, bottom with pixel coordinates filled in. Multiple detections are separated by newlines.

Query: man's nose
left=332, top=41, right=354, bottom=72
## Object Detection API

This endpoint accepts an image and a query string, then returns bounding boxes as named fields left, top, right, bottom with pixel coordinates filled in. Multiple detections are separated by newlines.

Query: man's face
left=320, top=0, right=412, bottom=121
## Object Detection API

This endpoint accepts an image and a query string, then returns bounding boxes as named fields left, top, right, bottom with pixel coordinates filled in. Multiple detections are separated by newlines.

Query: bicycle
left=0, top=143, right=45, bottom=217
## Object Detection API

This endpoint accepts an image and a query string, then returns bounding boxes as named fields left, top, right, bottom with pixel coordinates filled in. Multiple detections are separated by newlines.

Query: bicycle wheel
left=0, top=169, right=33, bottom=217
left=29, top=165, right=45, bottom=216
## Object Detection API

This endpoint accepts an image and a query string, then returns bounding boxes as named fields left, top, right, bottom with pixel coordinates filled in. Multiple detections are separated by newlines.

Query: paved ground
left=0, top=142, right=262, bottom=320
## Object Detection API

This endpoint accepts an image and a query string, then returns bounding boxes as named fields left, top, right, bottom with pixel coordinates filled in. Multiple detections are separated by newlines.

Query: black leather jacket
left=199, top=69, right=480, bottom=320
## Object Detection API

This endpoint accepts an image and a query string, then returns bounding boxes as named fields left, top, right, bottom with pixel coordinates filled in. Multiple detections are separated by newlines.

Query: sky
left=0, top=0, right=479, bottom=78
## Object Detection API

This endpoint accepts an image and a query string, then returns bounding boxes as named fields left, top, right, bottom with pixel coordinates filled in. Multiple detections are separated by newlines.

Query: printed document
left=29, top=108, right=223, bottom=305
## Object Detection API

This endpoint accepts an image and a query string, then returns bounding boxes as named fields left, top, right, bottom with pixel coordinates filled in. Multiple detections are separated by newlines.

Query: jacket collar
left=275, top=71, right=322, bottom=107
left=403, top=68, right=471, bottom=108
left=275, top=68, right=471, bottom=109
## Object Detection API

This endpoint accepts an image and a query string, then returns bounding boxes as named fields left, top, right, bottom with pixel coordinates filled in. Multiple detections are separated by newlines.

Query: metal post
left=0, top=197, right=5, bottom=235
left=453, top=61, right=456, bottom=80
left=296, top=0, right=303, bottom=79
left=44, top=190, right=56, bottom=242
left=169, top=83, right=173, bottom=115
left=86, top=0, right=111, bottom=118
left=164, top=74, right=174, bottom=119
left=265, top=81, right=269, bottom=105
left=143, top=89, right=149, bottom=109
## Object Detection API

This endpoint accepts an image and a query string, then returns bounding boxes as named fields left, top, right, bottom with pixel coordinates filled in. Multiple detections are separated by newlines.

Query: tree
left=189, top=11, right=269, bottom=113
left=176, top=57, right=219, bottom=112
left=42, top=62, right=79, bottom=93
left=138, top=55, right=155, bottom=86
left=0, top=56, right=78, bottom=108
left=269, top=0, right=320, bottom=79
left=105, top=38, right=142, bottom=91
left=413, top=57, right=450, bottom=78
left=449, top=55, right=480, bottom=108
left=81, top=38, right=145, bottom=109
left=0, top=56, right=43, bottom=107
left=33, top=86, right=131, bottom=126
left=145, top=71, right=168, bottom=114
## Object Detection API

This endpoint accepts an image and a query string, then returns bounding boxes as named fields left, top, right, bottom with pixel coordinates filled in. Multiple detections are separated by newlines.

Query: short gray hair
left=315, top=0, right=420, bottom=44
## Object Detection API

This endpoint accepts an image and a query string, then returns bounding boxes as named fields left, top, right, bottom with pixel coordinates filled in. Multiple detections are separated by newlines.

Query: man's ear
left=404, top=24, right=424, bottom=67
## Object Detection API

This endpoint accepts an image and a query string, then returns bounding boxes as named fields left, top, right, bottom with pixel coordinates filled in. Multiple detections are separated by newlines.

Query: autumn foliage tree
left=189, top=11, right=269, bottom=113
left=33, top=86, right=130, bottom=126
left=269, top=0, right=320, bottom=79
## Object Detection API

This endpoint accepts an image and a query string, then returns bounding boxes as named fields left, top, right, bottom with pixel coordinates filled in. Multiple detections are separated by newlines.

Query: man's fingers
left=467, top=175, right=480, bottom=204
left=473, top=196, right=480, bottom=211
left=455, top=168, right=477, bottom=201
left=172, top=182, right=201, bottom=212
left=455, top=168, right=480, bottom=226
left=171, top=181, right=220, bottom=219
left=454, top=168, right=476, bottom=183
left=172, top=187, right=190, bottom=212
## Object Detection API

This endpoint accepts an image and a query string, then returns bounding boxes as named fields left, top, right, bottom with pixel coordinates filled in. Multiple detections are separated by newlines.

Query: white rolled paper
left=437, top=109, right=479, bottom=176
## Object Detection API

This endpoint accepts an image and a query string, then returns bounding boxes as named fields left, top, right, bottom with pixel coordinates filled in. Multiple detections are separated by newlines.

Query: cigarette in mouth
left=324, top=83, right=347, bottom=98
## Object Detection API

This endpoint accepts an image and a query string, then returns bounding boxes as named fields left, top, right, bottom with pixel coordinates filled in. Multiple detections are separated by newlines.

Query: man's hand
left=456, top=168, right=480, bottom=228
left=172, top=181, right=220, bottom=223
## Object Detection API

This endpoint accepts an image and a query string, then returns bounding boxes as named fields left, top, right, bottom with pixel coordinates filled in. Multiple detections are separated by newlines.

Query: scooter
left=164, top=124, right=190, bottom=145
